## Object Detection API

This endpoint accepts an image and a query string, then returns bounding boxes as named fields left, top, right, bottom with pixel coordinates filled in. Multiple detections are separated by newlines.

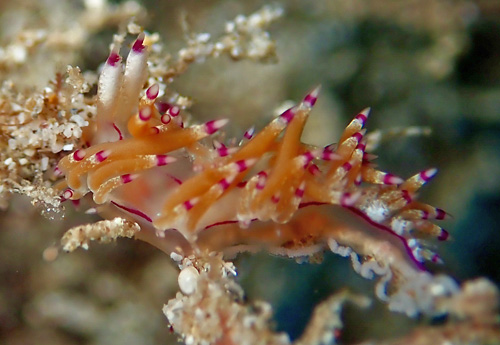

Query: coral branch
left=61, top=217, right=140, bottom=252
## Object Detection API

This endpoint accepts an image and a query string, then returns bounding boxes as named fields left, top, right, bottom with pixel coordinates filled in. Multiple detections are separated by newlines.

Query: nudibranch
left=55, top=33, right=452, bottom=313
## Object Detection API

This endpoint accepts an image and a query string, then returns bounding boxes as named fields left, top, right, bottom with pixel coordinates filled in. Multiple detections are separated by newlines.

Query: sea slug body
left=55, top=33, right=450, bottom=313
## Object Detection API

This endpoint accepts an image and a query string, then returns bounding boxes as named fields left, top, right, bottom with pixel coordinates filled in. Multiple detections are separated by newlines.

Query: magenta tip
left=303, top=85, right=321, bottom=108
left=139, top=107, right=152, bottom=121
left=121, top=174, right=134, bottom=184
left=132, top=33, right=146, bottom=53
left=146, top=84, right=160, bottom=100
left=204, top=119, right=229, bottom=135
left=438, top=229, right=449, bottom=241
left=107, top=51, right=121, bottom=67
left=420, top=168, right=438, bottom=182
left=279, top=106, right=297, bottom=124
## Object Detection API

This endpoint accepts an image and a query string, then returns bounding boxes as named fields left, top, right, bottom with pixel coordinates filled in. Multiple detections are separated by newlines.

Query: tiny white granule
left=8, top=139, right=17, bottom=150
left=248, top=14, right=263, bottom=28
left=231, top=46, right=242, bottom=57
left=11, top=103, right=23, bottom=112
left=185, top=335, right=194, bottom=345
left=70, top=115, right=89, bottom=127
left=214, top=42, right=225, bottom=51
left=196, top=32, right=210, bottom=43
left=9, top=45, right=27, bottom=63
left=390, top=218, right=410, bottom=235
left=63, top=124, right=77, bottom=138
left=235, top=15, right=246, bottom=26
left=18, top=112, right=26, bottom=123
left=63, top=144, right=74, bottom=151
left=225, top=22, right=236, bottom=33
left=84, top=0, right=105, bottom=10
left=41, top=157, right=49, bottom=171
left=170, top=252, right=183, bottom=262
left=51, top=142, right=64, bottom=153
left=364, top=200, right=389, bottom=223
left=19, top=158, right=28, bottom=166
left=178, top=266, right=199, bottom=295
left=24, top=148, right=35, bottom=157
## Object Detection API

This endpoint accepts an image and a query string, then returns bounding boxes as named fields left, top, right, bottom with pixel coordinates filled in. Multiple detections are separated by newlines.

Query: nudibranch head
left=55, top=33, right=448, bottom=286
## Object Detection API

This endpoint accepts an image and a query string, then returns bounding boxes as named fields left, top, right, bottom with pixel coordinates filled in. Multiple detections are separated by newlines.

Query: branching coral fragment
left=165, top=254, right=370, bottom=345
left=295, top=291, right=371, bottom=345
left=164, top=4, right=282, bottom=80
left=61, top=217, right=140, bottom=252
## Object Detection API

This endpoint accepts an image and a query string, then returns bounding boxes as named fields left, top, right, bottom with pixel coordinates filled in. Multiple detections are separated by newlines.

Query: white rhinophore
left=116, top=33, right=149, bottom=128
